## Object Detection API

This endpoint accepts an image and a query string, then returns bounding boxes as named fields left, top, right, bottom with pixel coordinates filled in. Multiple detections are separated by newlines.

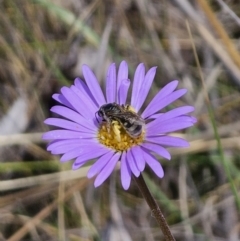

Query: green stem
left=133, top=174, right=175, bottom=241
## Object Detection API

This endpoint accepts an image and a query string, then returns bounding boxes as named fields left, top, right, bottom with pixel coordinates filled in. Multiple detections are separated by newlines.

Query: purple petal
left=74, top=78, right=98, bottom=107
left=147, top=117, right=194, bottom=136
left=147, top=106, right=195, bottom=129
left=151, top=106, right=194, bottom=120
left=72, top=148, right=111, bottom=170
left=82, top=65, right=106, bottom=106
left=72, top=160, right=89, bottom=170
left=120, top=152, right=131, bottom=190
left=50, top=106, right=96, bottom=131
left=48, top=139, right=97, bottom=154
left=94, top=152, right=121, bottom=187
left=51, top=143, right=84, bottom=155
left=142, top=148, right=164, bottom=178
left=131, top=146, right=145, bottom=171
left=126, top=150, right=140, bottom=177
left=149, top=113, right=164, bottom=119
left=87, top=151, right=115, bottom=178
left=142, top=89, right=187, bottom=119
left=52, top=93, right=73, bottom=109
left=60, top=143, right=106, bottom=162
left=61, top=87, right=93, bottom=119
left=42, top=130, right=95, bottom=140
left=106, top=63, right=116, bottom=103
left=141, top=80, right=179, bottom=118
left=47, top=140, right=67, bottom=151
left=71, top=85, right=98, bottom=113
left=131, top=63, right=145, bottom=108
left=47, top=139, right=82, bottom=151
left=135, top=67, right=157, bottom=112
left=118, top=79, right=130, bottom=105
left=154, top=80, right=179, bottom=99
left=141, top=143, right=171, bottom=160
left=145, top=136, right=189, bottom=147
left=191, top=116, right=197, bottom=123
left=117, top=61, right=128, bottom=102
left=44, top=118, right=94, bottom=133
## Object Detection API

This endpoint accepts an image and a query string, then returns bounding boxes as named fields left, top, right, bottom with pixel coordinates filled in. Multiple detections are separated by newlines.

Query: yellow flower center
left=97, top=121, right=145, bottom=152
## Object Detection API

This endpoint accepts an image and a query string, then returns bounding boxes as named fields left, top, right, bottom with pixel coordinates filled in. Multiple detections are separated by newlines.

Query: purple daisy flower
left=43, top=61, right=196, bottom=190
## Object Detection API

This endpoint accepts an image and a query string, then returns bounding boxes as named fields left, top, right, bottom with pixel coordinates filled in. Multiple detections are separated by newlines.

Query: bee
left=97, top=102, right=145, bottom=138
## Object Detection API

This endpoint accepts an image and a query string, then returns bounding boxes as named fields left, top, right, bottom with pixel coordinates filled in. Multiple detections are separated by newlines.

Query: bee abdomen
left=127, top=124, right=143, bottom=137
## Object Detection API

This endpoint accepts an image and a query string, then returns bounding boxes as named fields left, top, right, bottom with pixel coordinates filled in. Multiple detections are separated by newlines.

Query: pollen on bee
left=125, top=105, right=136, bottom=113
left=112, top=121, right=121, bottom=142
left=97, top=120, right=145, bottom=152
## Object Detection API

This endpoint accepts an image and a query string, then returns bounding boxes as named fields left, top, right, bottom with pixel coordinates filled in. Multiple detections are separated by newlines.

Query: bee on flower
left=43, top=61, right=196, bottom=190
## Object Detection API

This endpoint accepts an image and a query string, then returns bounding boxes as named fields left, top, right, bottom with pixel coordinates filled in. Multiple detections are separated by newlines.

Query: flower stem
left=133, top=173, right=175, bottom=241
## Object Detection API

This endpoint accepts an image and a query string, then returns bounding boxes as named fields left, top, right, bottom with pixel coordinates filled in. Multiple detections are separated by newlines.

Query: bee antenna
left=95, top=111, right=99, bottom=123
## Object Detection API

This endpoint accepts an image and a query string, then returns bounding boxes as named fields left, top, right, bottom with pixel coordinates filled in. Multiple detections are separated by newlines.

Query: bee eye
left=98, top=110, right=103, bottom=117
left=104, top=104, right=113, bottom=111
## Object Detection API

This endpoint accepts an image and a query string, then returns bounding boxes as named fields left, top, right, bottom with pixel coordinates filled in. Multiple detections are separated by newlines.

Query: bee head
left=100, top=103, right=121, bottom=115
left=96, top=103, right=115, bottom=123
left=97, top=108, right=104, bottom=118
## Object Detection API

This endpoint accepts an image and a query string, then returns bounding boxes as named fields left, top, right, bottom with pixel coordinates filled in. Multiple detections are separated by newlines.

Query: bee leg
left=112, top=120, right=121, bottom=142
